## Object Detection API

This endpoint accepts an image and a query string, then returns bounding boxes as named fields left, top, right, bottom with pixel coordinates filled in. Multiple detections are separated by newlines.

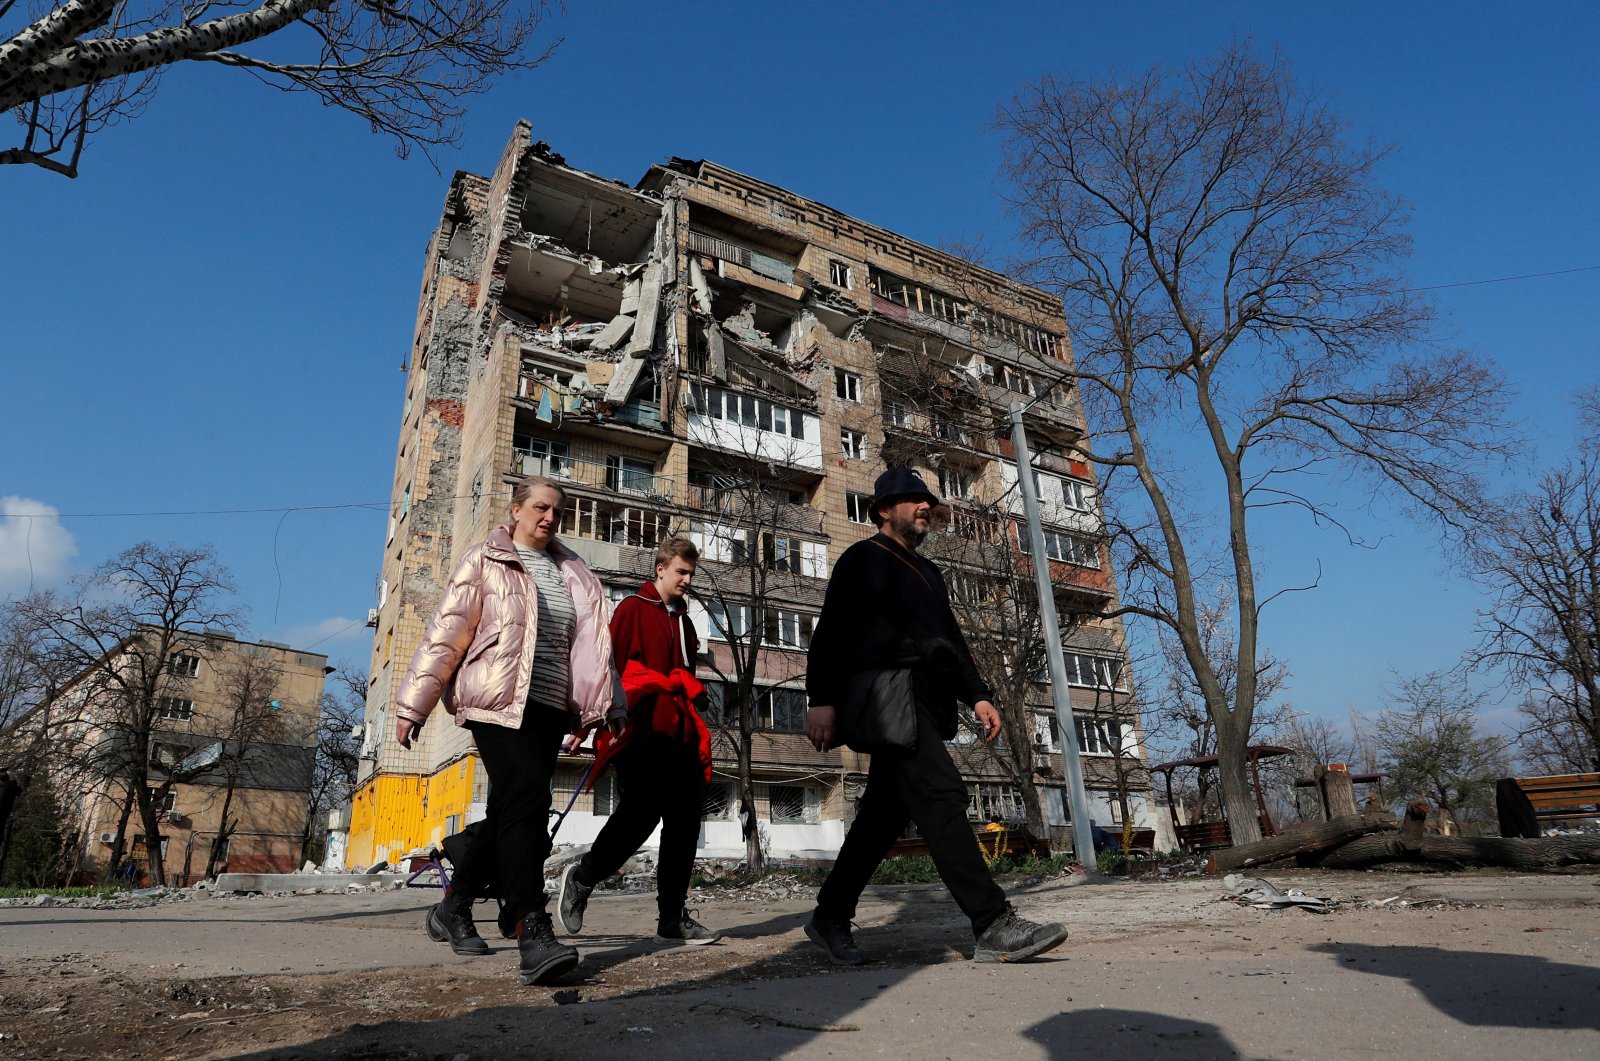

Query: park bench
left=1496, top=773, right=1600, bottom=838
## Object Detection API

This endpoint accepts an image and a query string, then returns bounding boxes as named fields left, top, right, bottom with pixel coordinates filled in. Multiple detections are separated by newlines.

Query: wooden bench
left=1496, top=773, right=1600, bottom=838
left=1175, top=819, right=1233, bottom=852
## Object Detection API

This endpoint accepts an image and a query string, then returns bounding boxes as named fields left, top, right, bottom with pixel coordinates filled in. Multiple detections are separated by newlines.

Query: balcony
left=511, top=449, right=676, bottom=505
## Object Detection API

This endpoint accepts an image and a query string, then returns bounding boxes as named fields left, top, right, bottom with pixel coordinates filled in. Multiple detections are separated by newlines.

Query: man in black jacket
left=803, top=468, right=1068, bottom=965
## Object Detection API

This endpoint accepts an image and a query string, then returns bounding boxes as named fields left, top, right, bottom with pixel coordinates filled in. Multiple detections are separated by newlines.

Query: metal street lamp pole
left=1009, top=400, right=1099, bottom=870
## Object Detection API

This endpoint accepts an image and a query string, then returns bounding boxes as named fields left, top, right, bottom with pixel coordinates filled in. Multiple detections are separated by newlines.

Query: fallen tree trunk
left=1208, top=811, right=1397, bottom=875
left=1316, top=832, right=1600, bottom=870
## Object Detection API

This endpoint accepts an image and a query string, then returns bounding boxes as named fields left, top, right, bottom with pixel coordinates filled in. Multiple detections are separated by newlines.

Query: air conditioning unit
left=365, top=608, right=379, bottom=628
left=98, top=831, right=116, bottom=844
left=165, top=811, right=187, bottom=826
left=350, top=724, right=364, bottom=740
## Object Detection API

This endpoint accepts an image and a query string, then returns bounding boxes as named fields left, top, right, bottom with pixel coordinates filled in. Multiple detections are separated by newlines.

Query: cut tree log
left=1316, top=831, right=1600, bottom=870
left=1208, top=811, right=1397, bottom=875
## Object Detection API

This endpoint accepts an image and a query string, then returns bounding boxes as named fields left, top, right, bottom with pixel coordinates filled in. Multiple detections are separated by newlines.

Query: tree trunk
left=1214, top=721, right=1264, bottom=845
left=1208, top=811, right=1397, bottom=874
left=1317, top=831, right=1600, bottom=870
left=205, top=782, right=238, bottom=880
left=137, top=798, right=166, bottom=886
left=107, top=786, right=135, bottom=878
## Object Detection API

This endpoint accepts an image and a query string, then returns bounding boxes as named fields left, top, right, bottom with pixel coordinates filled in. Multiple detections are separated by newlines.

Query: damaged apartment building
left=347, top=121, right=1154, bottom=870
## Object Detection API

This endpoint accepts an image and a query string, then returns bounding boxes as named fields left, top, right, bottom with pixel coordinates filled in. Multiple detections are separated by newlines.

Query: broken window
left=144, top=787, right=176, bottom=813
left=689, top=383, right=812, bottom=440
left=884, top=399, right=909, bottom=428
left=846, top=492, right=874, bottom=524
left=967, top=782, right=1024, bottom=824
left=768, top=784, right=814, bottom=824
left=938, top=467, right=975, bottom=501
left=840, top=428, right=865, bottom=460
left=514, top=436, right=571, bottom=477
left=701, top=782, right=734, bottom=821
left=829, top=260, right=852, bottom=288
left=763, top=609, right=815, bottom=650
left=834, top=368, right=862, bottom=403
left=156, top=697, right=193, bottom=722
left=167, top=653, right=200, bottom=678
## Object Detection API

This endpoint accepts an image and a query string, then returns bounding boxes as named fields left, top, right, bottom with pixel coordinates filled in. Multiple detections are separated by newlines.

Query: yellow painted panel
left=347, top=756, right=478, bottom=868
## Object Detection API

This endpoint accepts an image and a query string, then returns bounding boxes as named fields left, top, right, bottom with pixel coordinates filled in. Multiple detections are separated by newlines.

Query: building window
left=156, top=697, right=193, bottom=721
left=705, top=601, right=753, bottom=641
left=593, top=772, right=619, bottom=816
left=967, top=783, right=1024, bottom=824
left=829, top=260, right=852, bottom=288
left=701, top=782, right=734, bottom=821
left=938, top=467, right=975, bottom=501
left=884, top=399, right=909, bottom=427
left=515, top=436, right=572, bottom=476
left=1060, top=652, right=1127, bottom=691
left=760, top=687, right=809, bottom=732
left=131, top=834, right=171, bottom=859
left=763, top=608, right=816, bottom=650
left=846, top=492, right=873, bottom=524
left=167, top=654, right=200, bottom=678
left=840, top=428, right=865, bottom=460
left=689, top=382, right=813, bottom=440
left=144, top=787, right=176, bottom=813
left=834, top=368, right=862, bottom=403
left=606, top=454, right=656, bottom=496
left=1075, top=717, right=1129, bottom=756
left=1016, top=525, right=1100, bottom=568
left=768, top=784, right=817, bottom=824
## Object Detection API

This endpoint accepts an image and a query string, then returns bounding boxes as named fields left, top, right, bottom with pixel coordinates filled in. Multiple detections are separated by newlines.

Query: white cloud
left=280, top=615, right=373, bottom=656
left=0, top=497, right=76, bottom=593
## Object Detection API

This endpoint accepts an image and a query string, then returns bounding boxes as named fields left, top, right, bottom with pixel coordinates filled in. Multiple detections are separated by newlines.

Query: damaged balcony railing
left=511, top=449, right=676, bottom=504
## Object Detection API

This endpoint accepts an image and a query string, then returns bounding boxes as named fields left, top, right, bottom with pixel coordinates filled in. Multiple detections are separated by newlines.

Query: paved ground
left=1, top=868, right=1596, bottom=1059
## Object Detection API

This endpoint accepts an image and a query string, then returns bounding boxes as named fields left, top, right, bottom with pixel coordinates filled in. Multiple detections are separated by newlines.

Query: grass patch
left=0, top=884, right=131, bottom=900
left=868, top=856, right=942, bottom=884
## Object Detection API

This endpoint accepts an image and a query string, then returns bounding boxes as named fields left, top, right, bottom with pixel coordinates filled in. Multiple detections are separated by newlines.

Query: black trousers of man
left=576, top=733, right=705, bottom=920
left=816, top=709, right=1008, bottom=934
left=454, top=704, right=569, bottom=924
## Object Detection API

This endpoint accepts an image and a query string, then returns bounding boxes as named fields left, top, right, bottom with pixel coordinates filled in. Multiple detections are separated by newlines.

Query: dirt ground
left=2, top=865, right=1597, bottom=1060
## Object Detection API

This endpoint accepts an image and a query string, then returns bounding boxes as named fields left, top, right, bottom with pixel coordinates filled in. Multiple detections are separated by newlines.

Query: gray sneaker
left=556, top=862, right=594, bottom=935
left=972, top=906, right=1068, bottom=963
left=805, top=914, right=867, bottom=965
left=655, top=907, right=721, bottom=945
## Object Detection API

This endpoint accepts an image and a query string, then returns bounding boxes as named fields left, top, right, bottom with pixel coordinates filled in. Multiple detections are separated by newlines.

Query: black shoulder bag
left=835, top=541, right=934, bottom=754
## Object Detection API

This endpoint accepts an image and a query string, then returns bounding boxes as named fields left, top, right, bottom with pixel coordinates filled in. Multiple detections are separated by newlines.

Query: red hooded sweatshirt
left=589, top=581, right=711, bottom=785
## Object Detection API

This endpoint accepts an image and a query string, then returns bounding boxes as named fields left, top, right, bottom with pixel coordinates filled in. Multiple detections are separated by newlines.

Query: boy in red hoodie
left=557, top=538, right=720, bottom=944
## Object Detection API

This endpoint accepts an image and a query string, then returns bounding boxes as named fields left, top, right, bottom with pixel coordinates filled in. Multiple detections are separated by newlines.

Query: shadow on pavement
left=221, top=895, right=1065, bottom=1060
left=1311, top=942, right=1600, bottom=1030
left=1025, top=1008, right=1240, bottom=1060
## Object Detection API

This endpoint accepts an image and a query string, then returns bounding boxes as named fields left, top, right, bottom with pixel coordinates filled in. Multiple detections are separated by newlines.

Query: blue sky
left=2, top=2, right=1596, bottom=732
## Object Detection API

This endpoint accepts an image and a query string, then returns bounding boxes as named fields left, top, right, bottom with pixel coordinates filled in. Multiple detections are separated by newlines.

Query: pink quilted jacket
left=394, top=525, right=617, bottom=732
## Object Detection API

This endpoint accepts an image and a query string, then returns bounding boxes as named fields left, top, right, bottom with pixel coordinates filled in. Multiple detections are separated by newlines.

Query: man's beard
left=889, top=510, right=929, bottom=546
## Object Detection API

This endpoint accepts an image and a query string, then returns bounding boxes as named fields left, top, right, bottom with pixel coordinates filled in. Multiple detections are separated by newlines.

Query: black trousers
left=578, top=734, right=705, bottom=920
left=453, top=704, right=569, bottom=924
left=815, top=709, right=1007, bottom=935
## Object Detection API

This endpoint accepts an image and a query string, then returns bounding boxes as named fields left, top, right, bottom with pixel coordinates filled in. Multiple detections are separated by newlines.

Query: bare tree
left=1142, top=588, right=1292, bottom=829
left=998, top=44, right=1514, bottom=843
left=18, top=542, right=237, bottom=884
left=1468, top=401, right=1599, bottom=774
left=1373, top=670, right=1509, bottom=835
left=301, top=664, right=362, bottom=864
left=2, top=1, right=560, bottom=177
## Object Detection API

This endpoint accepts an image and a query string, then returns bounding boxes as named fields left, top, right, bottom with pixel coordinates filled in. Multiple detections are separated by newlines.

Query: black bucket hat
left=870, top=467, right=943, bottom=525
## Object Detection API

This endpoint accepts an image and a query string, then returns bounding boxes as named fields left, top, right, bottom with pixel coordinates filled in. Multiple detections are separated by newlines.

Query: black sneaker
left=655, top=907, right=720, bottom=945
left=424, top=892, right=489, bottom=956
left=557, top=862, right=594, bottom=935
left=804, top=914, right=867, bottom=966
left=517, top=911, right=580, bottom=985
left=972, top=905, right=1068, bottom=963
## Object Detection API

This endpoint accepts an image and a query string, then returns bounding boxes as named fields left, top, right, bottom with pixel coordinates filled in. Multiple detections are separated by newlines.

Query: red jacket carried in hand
left=590, top=581, right=712, bottom=786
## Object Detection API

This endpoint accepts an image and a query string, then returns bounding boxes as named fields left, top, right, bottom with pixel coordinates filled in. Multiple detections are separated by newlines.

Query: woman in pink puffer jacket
left=393, top=475, right=623, bottom=986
